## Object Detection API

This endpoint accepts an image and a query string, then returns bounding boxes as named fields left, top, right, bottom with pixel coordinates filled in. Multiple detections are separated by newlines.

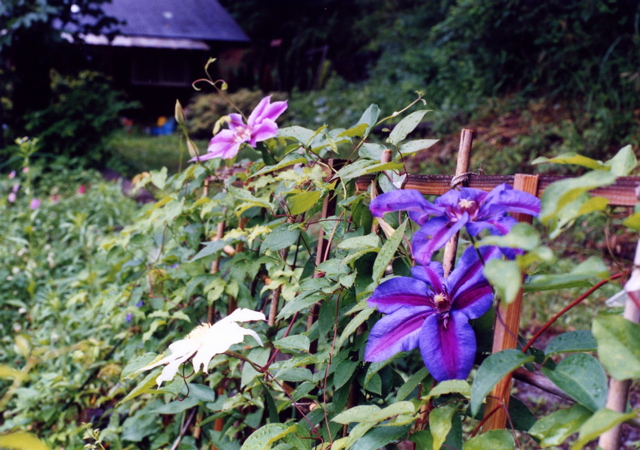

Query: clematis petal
left=192, top=323, right=249, bottom=373
left=227, top=113, right=245, bottom=130
left=412, top=216, right=467, bottom=265
left=192, top=309, right=265, bottom=373
left=247, top=96, right=288, bottom=127
left=452, top=283, right=494, bottom=319
left=480, top=183, right=541, bottom=217
left=466, top=214, right=517, bottom=236
left=365, top=306, right=433, bottom=362
left=434, top=188, right=487, bottom=211
left=249, top=119, right=278, bottom=145
left=155, top=352, right=193, bottom=386
left=419, top=310, right=476, bottom=381
left=367, top=277, right=435, bottom=313
left=447, top=246, right=501, bottom=299
left=369, top=190, right=441, bottom=225
left=136, top=338, right=200, bottom=373
left=219, top=308, right=267, bottom=324
left=411, top=262, right=445, bottom=294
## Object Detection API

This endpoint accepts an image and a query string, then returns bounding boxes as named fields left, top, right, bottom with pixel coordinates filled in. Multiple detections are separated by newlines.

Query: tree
left=0, top=0, right=119, bottom=136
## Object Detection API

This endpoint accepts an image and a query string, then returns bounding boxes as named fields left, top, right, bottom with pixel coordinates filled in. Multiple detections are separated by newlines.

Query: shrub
left=22, top=71, right=139, bottom=167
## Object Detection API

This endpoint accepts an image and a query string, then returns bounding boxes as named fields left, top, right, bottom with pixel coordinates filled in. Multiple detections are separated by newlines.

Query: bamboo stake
left=482, top=173, right=539, bottom=431
left=417, top=130, right=473, bottom=432
left=442, top=129, right=474, bottom=276
left=598, top=239, right=640, bottom=449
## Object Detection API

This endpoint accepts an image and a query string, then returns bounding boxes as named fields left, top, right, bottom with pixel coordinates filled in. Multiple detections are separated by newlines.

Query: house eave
left=63, top=33, right=211, bottom=50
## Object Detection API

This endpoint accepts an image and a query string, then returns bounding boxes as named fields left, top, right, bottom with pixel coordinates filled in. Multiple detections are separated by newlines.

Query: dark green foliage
left=22, top=71, right=138, bottom=166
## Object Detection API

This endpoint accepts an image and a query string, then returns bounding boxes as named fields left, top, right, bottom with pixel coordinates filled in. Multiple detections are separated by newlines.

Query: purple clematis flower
left=370, top=184, right=540, bottom=264
left=192, top=96, right=287, bottom=162
left=365, top=246, right=500, bottom=382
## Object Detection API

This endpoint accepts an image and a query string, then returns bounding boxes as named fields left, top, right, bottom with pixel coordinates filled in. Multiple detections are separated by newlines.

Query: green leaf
left=337, top=234, right=380, bottom=250
left=539, top=170, right=617, bottom=224
left=397, top=367, right=429, bottom=401
left=484, top=259, right=521, bottom=304
left=369, top=401, right=416, bottom=423
left=363, top=161, right=405, bottom=174
left=532, top=152, right=606, bottom=171
left=605, top=145, right=637, bottom=176
left=352, top=425, right=411, bottom=450
left=576, top=196, right=609, bottom=216
left=525, top=256, right=609, bottom=292
left=430, top=403, right=457, bottom=450
left=372, top=219, right=407, bottom=282
left=191, top=238, right=238, bottom=262
left=623, top=211, right=640, bottom=230
left=572, top=408, right=638, bottom=450
left=359, top=143, right=386, bottom=160
left=278, top=292, right=324, bottom=319
left=545, top=331, right=597, bottom=356
left=288, top=191, right=322, bottom=215
left=251, top=154, right=308, bottom=178
left=0, top=365, right=27, bottom=380
left=261, top=224, right=300, bottom=252
left=332, top=405, right=381, bottom=424
left=229, top=186, right=274, bottom=214
left=154, top=396, right=200, bottom=414
left=337, top=123, right=368, bottom=138
left=528, top=404, right=592, bottom=448
left=240, top=423, right=295, bottom=450
left=277, top=126, right=315, bottom=144
left=470, top=349, right=533, bottom=417
left=121, top=353, right=161, bottom=379
left=424, top=379, right=471, bottom=400
left=333, top=159, right=375, bottom=182
left=409, top=430, right=434, bottom=449
left=261, top=381, right=280, bottom=424
left=337, top=308, right=374, bottom=350
left=542, top=353, right=607, bottom=412
left=274, top=335, right=310, bottom=354
left=388, top=110, right=428, bottom=145
left=476, top=223, right=539, bottom=251
left=398, top=139, right=439, bottom=155
left=593, top=315, right=640, bottom=380
left=355, top=104, right=380, bottom=137
left=120, top=370, right=161, bottom=403
left=0, top=432, right=49, bottom=450
left=463, top=430, right=514, bottom=450
left=151, top=167, right=168, bottom=190
left=333, top=360, right=359, bottom=390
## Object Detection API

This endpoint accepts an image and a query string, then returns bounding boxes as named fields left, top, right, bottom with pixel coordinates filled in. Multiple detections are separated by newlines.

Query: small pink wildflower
left=8, top=192, right=16, bottom=203
left=8, top=171, right=16, bottom=179
left=30, top=198, right=41, bottom=210
left=77, top=185, right=86, bottom=195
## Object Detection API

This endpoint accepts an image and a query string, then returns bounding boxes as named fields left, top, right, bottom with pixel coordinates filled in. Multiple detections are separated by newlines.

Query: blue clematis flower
left=364, top=246, right=500, bottom=382
left=369, top=184, right=540, bottom=264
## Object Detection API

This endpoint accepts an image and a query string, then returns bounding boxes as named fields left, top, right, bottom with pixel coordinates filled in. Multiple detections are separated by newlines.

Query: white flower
left=137, top=308, right=266, bottom=386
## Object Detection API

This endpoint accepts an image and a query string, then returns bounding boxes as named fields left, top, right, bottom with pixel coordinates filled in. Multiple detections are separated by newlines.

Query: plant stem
left=522, top=273, right=624, bottom=353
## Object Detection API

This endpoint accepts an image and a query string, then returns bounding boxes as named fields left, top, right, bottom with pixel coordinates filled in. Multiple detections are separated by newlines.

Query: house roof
left=101, top=0, right=249, bottom=43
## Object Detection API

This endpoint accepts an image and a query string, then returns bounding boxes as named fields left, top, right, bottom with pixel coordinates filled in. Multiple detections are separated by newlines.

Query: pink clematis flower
left=192, top=96, right=287, bottom=162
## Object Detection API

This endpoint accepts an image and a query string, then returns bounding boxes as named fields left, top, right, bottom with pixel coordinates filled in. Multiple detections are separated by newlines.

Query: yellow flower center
left=434, top=293, right=447, bottom=305
left=234, top=126, right=252, bottom=143
left=458, top=199, right=476, bottom=210
left=187, top=323, right=212, bottom=341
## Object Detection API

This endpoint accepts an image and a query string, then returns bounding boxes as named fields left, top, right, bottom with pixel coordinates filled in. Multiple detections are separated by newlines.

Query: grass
left=108, top=130, right=209, bottom=175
